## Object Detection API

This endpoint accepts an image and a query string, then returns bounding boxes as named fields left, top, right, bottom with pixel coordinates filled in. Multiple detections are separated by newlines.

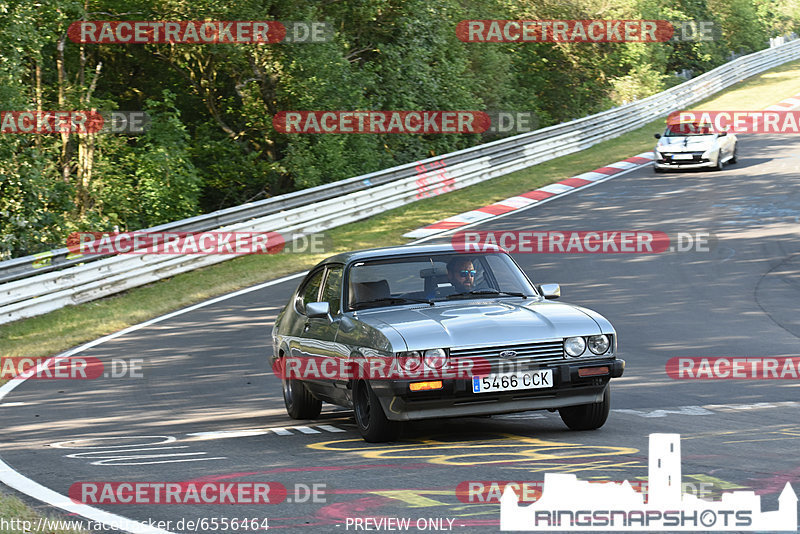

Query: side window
left=321, top=265, right=343, bottom=315
left=296, top=270, right=324, bottom=314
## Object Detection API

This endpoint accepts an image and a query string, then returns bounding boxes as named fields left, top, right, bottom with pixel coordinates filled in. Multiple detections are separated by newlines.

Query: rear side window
left=295, top=270, right=324, bottom=314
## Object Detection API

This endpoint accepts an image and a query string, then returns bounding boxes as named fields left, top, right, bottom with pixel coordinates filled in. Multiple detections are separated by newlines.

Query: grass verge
left=0, top=492, right=85, bottom=533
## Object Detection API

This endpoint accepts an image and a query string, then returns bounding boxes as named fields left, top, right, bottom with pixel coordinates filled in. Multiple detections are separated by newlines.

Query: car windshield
left=664, top=122, right=715, bottom=137
left=347, top=252, right=536, bottom=310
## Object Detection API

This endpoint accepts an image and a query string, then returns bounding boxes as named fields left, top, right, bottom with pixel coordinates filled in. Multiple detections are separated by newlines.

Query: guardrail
left=2, top=38, right=800, bottom=325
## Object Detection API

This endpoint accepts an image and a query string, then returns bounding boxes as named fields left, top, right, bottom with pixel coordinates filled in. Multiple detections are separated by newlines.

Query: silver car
left=654, top=121, right=737, bottom=172
left=271, top=244, right=624, bottom=442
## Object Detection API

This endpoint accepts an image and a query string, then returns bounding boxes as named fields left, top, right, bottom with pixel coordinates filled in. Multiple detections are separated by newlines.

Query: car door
left=297, top=264, right=350, bottom=401
left=285, top=267, right=325, bottom=361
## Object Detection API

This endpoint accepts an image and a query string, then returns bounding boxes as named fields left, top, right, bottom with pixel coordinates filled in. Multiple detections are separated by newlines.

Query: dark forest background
left=1, top=0, right=797, bottom=259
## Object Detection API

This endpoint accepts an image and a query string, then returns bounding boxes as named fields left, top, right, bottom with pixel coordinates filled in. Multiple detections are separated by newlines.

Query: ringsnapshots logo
left=500, top=433, right=798, bottom=531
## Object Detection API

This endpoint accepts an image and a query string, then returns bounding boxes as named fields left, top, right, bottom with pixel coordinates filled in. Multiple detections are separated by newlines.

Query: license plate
left=672, top=153, right=694, bottom=160
left=472, top=370, right=553, bottom=393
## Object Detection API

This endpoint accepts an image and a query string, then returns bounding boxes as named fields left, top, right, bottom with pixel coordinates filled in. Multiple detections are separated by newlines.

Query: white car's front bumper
left=653, top=150, right=717, bottom=170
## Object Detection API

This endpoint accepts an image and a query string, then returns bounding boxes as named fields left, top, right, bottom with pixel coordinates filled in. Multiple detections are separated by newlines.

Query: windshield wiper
left=446, top=289, right=528, bottom=299
left=352, top=297, right=434, bottom=309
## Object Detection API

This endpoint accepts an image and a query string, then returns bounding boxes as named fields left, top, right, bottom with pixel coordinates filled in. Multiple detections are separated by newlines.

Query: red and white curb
left=765, top=91, right=800, bottom=111
left=404, top=152, right=654, bottom=239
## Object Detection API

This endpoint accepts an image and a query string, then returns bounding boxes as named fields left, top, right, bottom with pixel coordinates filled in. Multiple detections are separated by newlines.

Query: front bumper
left=370, top=358, right=625, bottom=421
left=654, top=152, right=715, bottom=170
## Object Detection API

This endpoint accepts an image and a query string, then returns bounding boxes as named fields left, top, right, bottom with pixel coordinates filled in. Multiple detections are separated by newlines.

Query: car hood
left=354, top=300, right=611, bottom=351
left=657, top=135, right=716, bottom=152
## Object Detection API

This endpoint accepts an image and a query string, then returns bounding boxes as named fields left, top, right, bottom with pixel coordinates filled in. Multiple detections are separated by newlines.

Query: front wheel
left=559, top=385, right=610, bottom=430
left=353, top=381, right=400, bottom=442
left=283, top=377, right=322, bottom=419
left=729, top=144, right=738, bottom=164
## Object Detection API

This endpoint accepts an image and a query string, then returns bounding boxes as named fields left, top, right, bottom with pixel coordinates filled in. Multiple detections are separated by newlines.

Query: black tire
left=283, top=377, right=322, bottom=419
left=653, top=166, right=664, bottom=173
left=729, top=144, right=738, bottom=164
left=353, top=380, right=400, bottom=442
left=559, top=385, right=610, bottom=430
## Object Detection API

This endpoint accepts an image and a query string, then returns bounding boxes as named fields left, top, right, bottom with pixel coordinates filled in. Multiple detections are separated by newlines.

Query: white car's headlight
left=587, top=335, right=611, bottom=355
left=397, top=351, right=422, bottom=371
left=423, top=348, right=447, bottom=369
left=564, top=337, right=586, bottom=357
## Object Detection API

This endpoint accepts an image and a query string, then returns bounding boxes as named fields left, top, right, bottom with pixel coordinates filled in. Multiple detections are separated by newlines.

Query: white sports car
left=653, top=121, right=737, bottom=172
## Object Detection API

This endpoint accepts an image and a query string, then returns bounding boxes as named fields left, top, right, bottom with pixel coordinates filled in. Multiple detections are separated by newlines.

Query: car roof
left=316, top=243, right=505, bottom=267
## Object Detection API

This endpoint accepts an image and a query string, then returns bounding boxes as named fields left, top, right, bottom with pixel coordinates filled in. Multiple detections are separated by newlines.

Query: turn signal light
left=579, top=366, right=609, bottom=377
left=409, top=381, right=443, bottom=392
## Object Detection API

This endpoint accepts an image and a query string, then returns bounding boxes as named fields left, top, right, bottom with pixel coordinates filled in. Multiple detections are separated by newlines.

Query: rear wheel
left=559, top=385, right=610, bottom=430
left=282, top=376, right=322, bottom=419
left=353, top=380, right=400, bottom=442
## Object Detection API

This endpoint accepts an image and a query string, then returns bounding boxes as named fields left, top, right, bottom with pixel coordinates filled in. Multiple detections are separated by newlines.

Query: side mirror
left=306, top=301, right=331, bottom=320
left=538, top=283, right=561, bottom=300
left=654, top=133, right=661, bottom=139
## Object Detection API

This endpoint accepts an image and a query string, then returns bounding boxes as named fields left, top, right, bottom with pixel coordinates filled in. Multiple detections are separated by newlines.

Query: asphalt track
left=1, top=133, right=800, bottom=533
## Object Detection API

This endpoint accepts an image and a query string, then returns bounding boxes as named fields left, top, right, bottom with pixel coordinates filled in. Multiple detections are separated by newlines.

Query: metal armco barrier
left=2, top=39, right=799, bottom=325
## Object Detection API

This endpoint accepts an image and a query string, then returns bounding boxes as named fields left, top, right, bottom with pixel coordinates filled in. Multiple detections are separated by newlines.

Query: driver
left=446, top=257, right=476, bottom=293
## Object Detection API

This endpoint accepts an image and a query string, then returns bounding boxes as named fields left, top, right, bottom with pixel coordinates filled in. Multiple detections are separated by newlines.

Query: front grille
left=448, top=340, right=564, bottom=369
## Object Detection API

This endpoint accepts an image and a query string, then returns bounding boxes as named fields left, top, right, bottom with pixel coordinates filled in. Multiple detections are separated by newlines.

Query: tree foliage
left=1, top=0, right=797, bottom=258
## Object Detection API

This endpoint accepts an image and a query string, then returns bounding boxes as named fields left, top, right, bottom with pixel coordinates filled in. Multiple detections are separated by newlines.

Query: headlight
left=587, top=335, right=610, bottom=355
left=423, top=348, right=447, bottom=369
left=564, top=337, right=586, bottom=357
left=397, top=351, right=422, bottom=371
